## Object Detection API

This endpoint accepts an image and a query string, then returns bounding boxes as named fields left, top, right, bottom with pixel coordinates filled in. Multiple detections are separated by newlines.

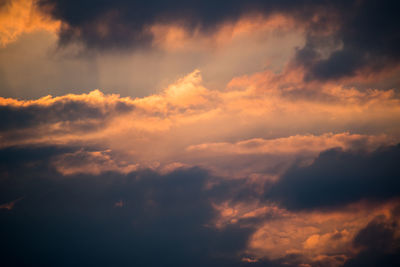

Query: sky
left=1, top=0, right=400, bottom=266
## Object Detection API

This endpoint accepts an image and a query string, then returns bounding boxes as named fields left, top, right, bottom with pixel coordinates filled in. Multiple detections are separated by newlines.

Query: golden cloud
left=1, top=69, right=400, bottom=176
left=0, top=0, right=60, bottom=46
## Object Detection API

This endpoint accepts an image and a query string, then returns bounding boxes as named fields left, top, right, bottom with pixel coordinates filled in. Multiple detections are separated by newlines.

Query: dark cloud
left=35, top=1, right=400, bottom=80
left=35, top=0, right=326, bottom=49
left=296, top=0, right=400, bottom=81
left=0, top=145, right=77, bottom=203
left=266, top=144, right=400, bottom=210
left=1, top=143, right=400, bottom=266
left=0, top=96, right=134, bottom=135
left=0, top=145, right=282, bottom=267
left=0, top=0, right=11, bottom=9
left=0, top=145, right=74, bottom=168
left=343, top=209, right=400, bottom=267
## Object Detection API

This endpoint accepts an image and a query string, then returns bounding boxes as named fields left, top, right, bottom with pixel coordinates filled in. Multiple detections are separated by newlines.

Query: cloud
left=266, top=144, right=400, bottom=210
left=1, top=1, right=398, bottom=96
left=1, top=69, right=399, bottom=177
left=343, top=208, right=400, bottom=267
left=29, top=0, right=400, bottom=81
left=0, top=144, right=287, bottom=267
left=52, top=148, right=139, bottom=175
left=0, top=0, right=60, bottom=46
left=217, top=196, right=399, bottom=266
left=296, top=1, right=400, bottom=81
left=1, top=141, right=399, bottom=266
left=0, top=13, right=304, bottom=100
left=35, top=0, right=311, bottom=49
left=1, top=2, right=400, bottom=266
left=187, top=133, right=392, bottom=156
left=185, top=133, right=394, bottom=178
left=0, top=90, right=134, bottom=146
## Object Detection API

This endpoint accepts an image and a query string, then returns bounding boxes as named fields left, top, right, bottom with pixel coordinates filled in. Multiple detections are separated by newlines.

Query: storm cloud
left=266, top=144, right=400, bottom=210
left=34, top=0, right=400, bottom=81
left=0, top=145, right=271, bottom=267
left=343, top=208, right=400, bottom=267
left=36, top=0, right=309, bottom=48
left=298, top=0, right=400, bottom=81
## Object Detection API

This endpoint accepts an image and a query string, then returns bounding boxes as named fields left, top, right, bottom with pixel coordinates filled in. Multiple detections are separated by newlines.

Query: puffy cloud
left=1, top=69, right=399, bottom=177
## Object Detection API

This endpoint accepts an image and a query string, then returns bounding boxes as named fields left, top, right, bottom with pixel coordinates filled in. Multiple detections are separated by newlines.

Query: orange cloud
left=149, top=14, right=299, bottom=52
left=0, top=89, right=132, bottom=108
left=187, top=133, right=393, bottom=155
left=1, top=53, right=399, bottom=267
left=0, top=0, right=60, bottom=46
left=213, top=200, right=400, bottom=266
left=1, top=69, right=400, bottom=176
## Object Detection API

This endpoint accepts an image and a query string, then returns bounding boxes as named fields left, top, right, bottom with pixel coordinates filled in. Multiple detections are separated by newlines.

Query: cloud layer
left=1, top=1, right=400, bottom=266
left=0, top=68, right=399, bottom=266
left=31, top=0, right=400, bottom=82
